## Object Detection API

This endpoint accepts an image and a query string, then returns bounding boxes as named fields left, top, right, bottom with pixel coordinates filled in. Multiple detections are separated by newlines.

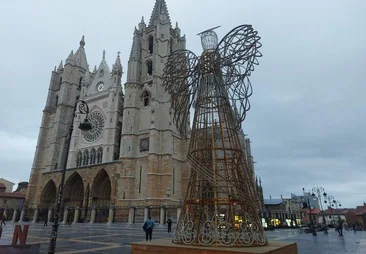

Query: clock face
left=140, top=138, right=149, bottom=151
left=97, top=83, right=104, bottom=92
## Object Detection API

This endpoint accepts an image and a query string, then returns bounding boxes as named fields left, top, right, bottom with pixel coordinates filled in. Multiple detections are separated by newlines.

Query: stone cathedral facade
left=25, top=0, right=191, bottom=224
left=23, top=0, right=263, bottom=225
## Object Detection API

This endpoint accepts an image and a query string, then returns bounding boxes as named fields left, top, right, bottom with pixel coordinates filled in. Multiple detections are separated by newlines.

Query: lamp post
left=301, top=188, right=316, bottom=236
left=323, top=194, right=335, bottom=225
left=332, top=200, right=342, bottom=220
left=307, top=198, right=317, bottom=236
left=311, top=186, right=327, bottom=234
left=48, top=100, right=92, bottom=254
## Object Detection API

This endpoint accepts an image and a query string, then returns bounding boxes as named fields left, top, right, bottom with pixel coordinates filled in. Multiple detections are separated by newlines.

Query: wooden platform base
left=131, top=239, right=298, bottom=254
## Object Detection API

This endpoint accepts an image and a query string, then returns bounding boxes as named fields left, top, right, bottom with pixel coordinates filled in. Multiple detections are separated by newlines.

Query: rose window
left=82, top=112, right=104, bottom=142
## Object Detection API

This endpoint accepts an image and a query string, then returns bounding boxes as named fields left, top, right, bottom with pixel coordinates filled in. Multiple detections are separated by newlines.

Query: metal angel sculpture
left=162, top=24, right=265, bottom=247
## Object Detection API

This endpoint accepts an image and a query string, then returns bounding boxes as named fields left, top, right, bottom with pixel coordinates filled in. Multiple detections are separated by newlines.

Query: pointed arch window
left=83, top=150, right=89, bottom=166
left=170, top=38, right=173, bottom=53
left=55, top=95, right=59, bottom=107
left=76, top=151, right=82, bottom=167
left=147, top=60, right=153, bottom=76
left=90, top=148, right=96, bottom=165
left=142, top=91, right=151, bottom=107
left=97, top=147, right=103, bottom=163
left=148, top=36, right=154, bottom=54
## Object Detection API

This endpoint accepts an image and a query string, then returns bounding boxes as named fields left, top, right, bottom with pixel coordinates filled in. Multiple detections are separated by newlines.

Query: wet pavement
left=0, top=223, right=365, bottom=253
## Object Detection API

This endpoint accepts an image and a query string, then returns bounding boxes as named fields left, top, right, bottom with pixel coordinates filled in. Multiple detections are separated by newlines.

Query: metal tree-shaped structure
left=163, top=25, right=264, bottom=247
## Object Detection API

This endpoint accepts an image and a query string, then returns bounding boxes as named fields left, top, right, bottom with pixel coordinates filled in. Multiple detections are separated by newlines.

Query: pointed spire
left=54, top=66, right=56, bottom=71
left=57, top=61, right=63, bottom=71
left=67, top=50, right=74, bottom=60
left=93, top=65, right=97, bottom=74
left=149, top=0, right=171, bottom=26
left=112, top=51, right=123, bottom=76
left=74, top=36, right=88, bottom=70
left=65, top=50, right=75, bottom=65
left=80, top=35, right=85, bottom=48
left=97, top=49, right=110, bottom=74
left=129, top=28, right=141, bottom=61
left=139, top=16, right=146, bottom=31
left=175, top=21, right=181, bottom=37
left=259, top=177, right=262, bottom=187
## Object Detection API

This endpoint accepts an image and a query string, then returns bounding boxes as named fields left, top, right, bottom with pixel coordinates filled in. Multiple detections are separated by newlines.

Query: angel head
left=163, top=24, right=262, bottom=137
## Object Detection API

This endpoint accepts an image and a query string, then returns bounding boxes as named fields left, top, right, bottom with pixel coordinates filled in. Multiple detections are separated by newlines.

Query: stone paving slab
left=0, top=223, right=365, bottom=254
left=357, top=239, right=366, bottom=254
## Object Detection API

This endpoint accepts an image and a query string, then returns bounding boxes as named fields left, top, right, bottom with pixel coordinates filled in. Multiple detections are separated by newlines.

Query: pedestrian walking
left=44, top=218, right=48, bottom=227
left=337, top=219, right=343, bottom=236
left=143, top=216, right=155, bottom=241
left=167, top=217, right=173, bottom=233
left=1, top=214, right=6, bottom=226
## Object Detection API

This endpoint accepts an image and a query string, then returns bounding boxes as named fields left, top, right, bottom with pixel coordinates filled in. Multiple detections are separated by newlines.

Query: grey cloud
left=0, top=0, right=365, bottom=207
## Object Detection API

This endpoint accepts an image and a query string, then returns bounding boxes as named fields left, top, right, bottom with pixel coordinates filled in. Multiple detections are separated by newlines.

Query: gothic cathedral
left=26, top=0, right=190, bottom=223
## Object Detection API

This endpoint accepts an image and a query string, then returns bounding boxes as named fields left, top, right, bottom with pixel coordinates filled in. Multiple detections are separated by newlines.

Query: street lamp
left=301, top=188, right=317, bottom=236
left=48, top=100, right=92, bottom=254
left=323, top=194, right=335, bottom=225
left=311, top=186, right=327, bottom=234
left=332, top=200, right=342, bottom=220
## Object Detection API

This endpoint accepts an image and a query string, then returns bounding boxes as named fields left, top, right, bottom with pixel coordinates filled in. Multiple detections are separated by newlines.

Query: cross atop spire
left=112, top=51, right=123, bottom=76
left=102, top=50, right=106, bottom=60
left=149, top=0, right=171, bottom=26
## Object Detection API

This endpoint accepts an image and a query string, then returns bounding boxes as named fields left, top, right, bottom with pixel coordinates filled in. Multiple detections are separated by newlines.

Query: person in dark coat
left=337, top=219, right=343, bottom=236
left=167, top=217, right=173, bottom=233
left=143, top=216, right=155, bottom=241
left=44, top=218, right=48, bottom=227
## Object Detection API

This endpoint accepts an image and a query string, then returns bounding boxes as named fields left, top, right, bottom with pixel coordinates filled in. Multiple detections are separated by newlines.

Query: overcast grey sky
left=1, top=0, right=365, bottom=208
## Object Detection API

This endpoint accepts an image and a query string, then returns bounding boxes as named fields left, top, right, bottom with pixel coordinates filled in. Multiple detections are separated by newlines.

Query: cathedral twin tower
left=26, top=0, right=190, bottom=223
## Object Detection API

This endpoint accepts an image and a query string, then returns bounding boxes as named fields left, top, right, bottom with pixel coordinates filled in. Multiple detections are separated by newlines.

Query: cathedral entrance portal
left=63, top=173, right=84, bottom=209
left=92, top=169, right=111, bottom=222
left=40, top=180, right=57, bottom=209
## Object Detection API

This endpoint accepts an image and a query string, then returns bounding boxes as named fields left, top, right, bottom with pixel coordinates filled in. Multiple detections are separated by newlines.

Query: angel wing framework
left=162, top=24, right=265, bottom=247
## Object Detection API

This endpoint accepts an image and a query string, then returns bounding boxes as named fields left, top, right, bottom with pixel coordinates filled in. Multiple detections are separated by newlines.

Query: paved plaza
left=0, top=222, right=365, bottom=253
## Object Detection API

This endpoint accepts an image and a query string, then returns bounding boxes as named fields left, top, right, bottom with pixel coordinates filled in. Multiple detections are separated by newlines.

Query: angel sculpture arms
left=162, top=49, right=200, bottom=138
left=214, top=24, right=262, bottom=130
